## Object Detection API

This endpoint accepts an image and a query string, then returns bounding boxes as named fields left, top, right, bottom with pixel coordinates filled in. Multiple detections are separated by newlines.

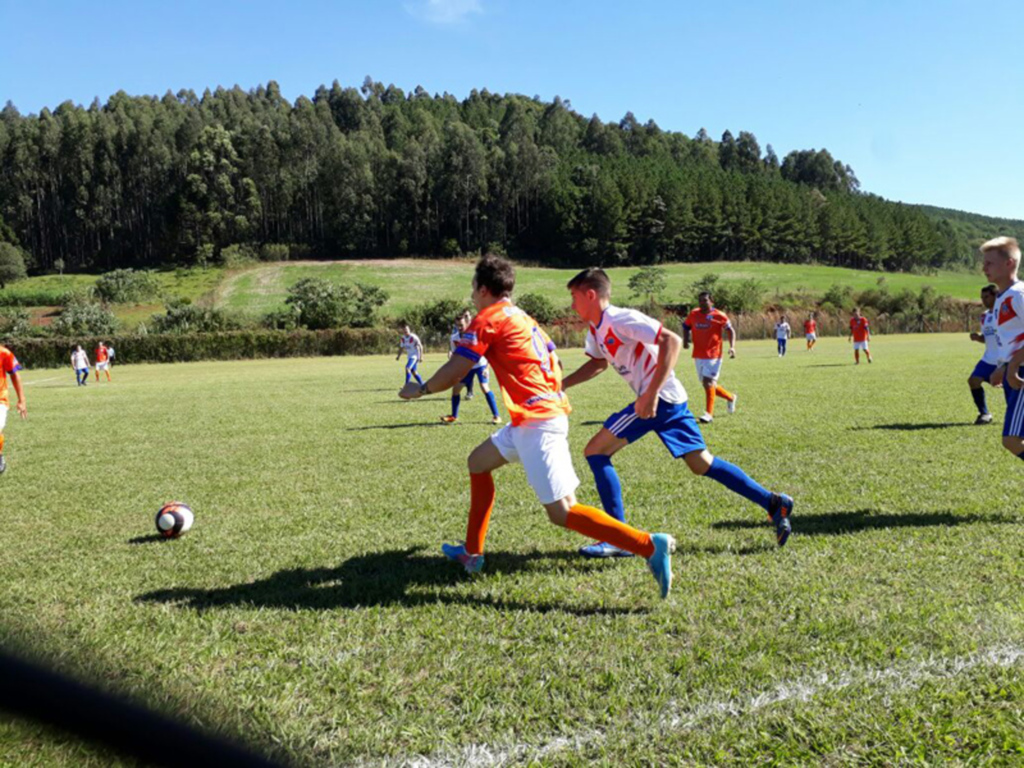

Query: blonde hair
left=980, top=236, right=1021, bottom=266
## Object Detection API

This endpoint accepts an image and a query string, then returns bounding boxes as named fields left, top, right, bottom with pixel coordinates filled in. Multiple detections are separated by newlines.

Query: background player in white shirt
left=562, top=268, right=794, bottom=555
left=775, top=316, right=791, bottom=357
left=70, top=345, right=90, bottom=387
left=980, top=236, right=1024, bottom=460
left=442, top=311, right=502, bottom=424
left=967, top=284, right=1000, bottom=425
left=396, top=324, right=424, bottom=386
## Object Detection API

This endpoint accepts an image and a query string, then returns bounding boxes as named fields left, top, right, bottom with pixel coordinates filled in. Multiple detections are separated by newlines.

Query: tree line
left=0, top=78, right=993, bottom=274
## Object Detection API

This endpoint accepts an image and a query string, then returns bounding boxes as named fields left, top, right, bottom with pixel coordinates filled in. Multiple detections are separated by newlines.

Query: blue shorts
left=460, top=366, right=489, bottom=387
left=1004, top=367, right=1024, bottom=438
left=972, top=360, right=998, bottom=382
left=603, top=399, right=706, bottom=459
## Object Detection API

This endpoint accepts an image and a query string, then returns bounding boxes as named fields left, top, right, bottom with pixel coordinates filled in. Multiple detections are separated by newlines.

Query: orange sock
left=705, top=386, right=716, bottom=415
left=465, top=472, right=495, bottom=554
left=715, top=385, right=734, bottom=402
left=565, top=503, right=654, bottom=559
left=0, top=433, right=4, bottom=453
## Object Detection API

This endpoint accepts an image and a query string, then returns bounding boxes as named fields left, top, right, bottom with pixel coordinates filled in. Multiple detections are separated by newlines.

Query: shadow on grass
left=806, top=363, right=849, bottom=368
left=851, top=422, right=968, bottom=431
left=127, top=534, right=170, bottom=545
left=136, top=547, right=646, bottom=617
left=712, top=509, right=1017, bottom=537
left=346, top=422, right=450, bottom=431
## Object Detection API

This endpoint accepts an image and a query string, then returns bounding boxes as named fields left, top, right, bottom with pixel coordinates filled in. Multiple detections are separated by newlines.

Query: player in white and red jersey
left=967, top=284, right=1001, bottom=425
left=981, top=236, right=1024, bottom=459
left=562, top=268, right=794, bottom=554
left=396, top=325, right=424, bottom=386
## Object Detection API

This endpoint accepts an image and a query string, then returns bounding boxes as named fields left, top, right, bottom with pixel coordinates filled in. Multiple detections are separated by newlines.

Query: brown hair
left=474, top=255, right=516, bottom=298
left=566, top=267, right=611, bottom=298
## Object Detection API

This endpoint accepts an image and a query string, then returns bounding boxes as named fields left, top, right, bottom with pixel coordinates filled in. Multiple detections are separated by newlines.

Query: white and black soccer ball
left=155, top=501, right=194, bottom=539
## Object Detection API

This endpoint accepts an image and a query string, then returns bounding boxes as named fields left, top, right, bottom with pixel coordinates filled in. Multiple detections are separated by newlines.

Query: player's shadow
left=806, top=364, right=848, bottom=368
left=346, top=422, right=450, bottom=431
left=851, top=422, right=966, bottom=431
left=712, top=509, right=1016, bottom=537
left=127, top=534, right=171, bottom=545
left=135, top=547, right=645, bottom=617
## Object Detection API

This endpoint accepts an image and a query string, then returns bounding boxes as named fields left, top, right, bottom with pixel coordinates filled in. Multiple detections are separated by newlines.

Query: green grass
left=2, top=335, right=1023, bottom=765
left=218, top=259, right=986, bottom=318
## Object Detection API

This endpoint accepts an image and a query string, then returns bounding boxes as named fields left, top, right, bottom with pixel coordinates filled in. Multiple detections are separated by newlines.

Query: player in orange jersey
left=847, top=308, right=872, bottom=364
left=0, top=345, right=27, bottom=474
left=804, top=312, right=818, bottom=351
left=682, top=291, right=736, bottom=424
left=400, top=255, right=676, bottom=598
left=94, top=342, right=112, bottom=383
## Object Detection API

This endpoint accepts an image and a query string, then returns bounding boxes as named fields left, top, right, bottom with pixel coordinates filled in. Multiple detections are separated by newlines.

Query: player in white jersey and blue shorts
left=981, top=237, right=1024, bottom=460
left=396, top=324, right=425, bottom=386
left=968, top=284, right=1001, bottom=425
left=561, top=268, right=794, bottom=556
left=442, top=312, right=502, bottom=425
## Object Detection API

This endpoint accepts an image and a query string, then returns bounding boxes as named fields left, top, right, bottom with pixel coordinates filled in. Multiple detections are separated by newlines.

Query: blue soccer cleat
left=579, top=541, right=635, bottom=559
left=442, top=542, right=485, bottom=574
left=769, top=493, right=794, bottom=547
left=646, top=533, right=676, bottom=599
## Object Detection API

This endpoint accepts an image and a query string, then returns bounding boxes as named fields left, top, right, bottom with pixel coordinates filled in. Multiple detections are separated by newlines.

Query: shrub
left=405, top=298, right=472, bottom=338
left=822, top=283, right=854, bottom=311
left=629, top=266, right=668, bottom=305
left=0, top=307, right=31, bottom=336
left=262, top=306, right=302, bottom=331
left=52, top=298, right=118, bottom=336
left=515, top=293, right=561, bottom=325
left=149, top=300, right=241, bottom=334
left=94, top=269, right=160, bottom=304
left=0, top=243, right=28, bottom=289
left=219, top=244, right=257, bottom=268
left=686, top=273, right=764, bottom=314
left=284, top=278, right=390, bottom=330
left=259, top=243, right=290, bottom=262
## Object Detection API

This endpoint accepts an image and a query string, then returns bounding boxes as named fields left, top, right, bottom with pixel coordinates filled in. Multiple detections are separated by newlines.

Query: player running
left=562, top=268, right=793, bottom=555
left=968, top=284, right=1001, bottom=425
left=775, top=315, right=791, bottom=357
left=448, top=318, right=474, bottom=399
left=0, top=345, right=27, bottom=474
left=682, top=291, right=736, bottom=424
left=804, top=312, right=818, bottom=351
left=71, top=345, right=90, bottom=386
left=980, top=237, right=1024, bottom=461
left=442, top=311, right=502, bottom=425
left=396, top=324, right=425, bottom=386
left=95, top=342, right=112, bottom=383
left=848, top=308, right=872, bottom=364
left=399, top=256, right=676, bottom=598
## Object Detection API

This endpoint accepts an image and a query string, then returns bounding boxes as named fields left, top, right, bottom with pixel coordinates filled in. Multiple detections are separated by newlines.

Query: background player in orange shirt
left=95, top=342, right=112, bottom=383
left=399, top=255, right=676, bottom=598
left=682, top=291, right=736, bottom=424
left=0, top=344, right=27, bottom=474
left=804, top=312, right=818, bottom=351
left=847, top=308, right=873, bottom=364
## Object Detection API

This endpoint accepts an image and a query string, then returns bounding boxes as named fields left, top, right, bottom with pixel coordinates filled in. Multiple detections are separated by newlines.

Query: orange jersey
left=455, top=299, right=570, bottom=426
left=849, top=317, right=869, bottom=342
left=95, top=346, right=109, bottom=363
left=0, top=346, right=22, bottom=408
left=683, top=308, right=732, bottom=359
left=804, top=319, right=817, bottom=334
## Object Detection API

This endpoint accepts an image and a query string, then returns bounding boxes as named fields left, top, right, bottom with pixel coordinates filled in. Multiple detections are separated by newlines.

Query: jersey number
left=530, top=327, right=552, bottom=373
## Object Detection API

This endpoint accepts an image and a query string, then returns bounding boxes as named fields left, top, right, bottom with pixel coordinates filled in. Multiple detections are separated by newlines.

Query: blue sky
left=1, top=0, right=1021, bottom=219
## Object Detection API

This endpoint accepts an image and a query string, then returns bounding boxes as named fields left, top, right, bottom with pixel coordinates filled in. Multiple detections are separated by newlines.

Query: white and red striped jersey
left=995, top=281, right=1024, bottom=365
left=585, top=305, right=687, bottom=404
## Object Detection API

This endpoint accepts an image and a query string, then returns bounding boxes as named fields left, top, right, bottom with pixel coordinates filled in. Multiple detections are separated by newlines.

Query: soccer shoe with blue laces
left=646, top=533, right=676, bottom=599
left=579, top=541, right=635, bottom=559
left=769, top=493, right=794, bottom=547
left=442, top=542, right=485, bottom=574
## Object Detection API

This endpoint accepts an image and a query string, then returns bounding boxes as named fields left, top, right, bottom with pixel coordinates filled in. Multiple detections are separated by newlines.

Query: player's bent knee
left=543, top=496, right=573, bottom=527
left=684, top=449, right=713, bottom=475
left=1002, top=436, right=1024, bottom=454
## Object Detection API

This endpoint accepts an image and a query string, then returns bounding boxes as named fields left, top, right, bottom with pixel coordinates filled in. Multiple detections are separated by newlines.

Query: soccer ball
left=155, top=502, right=194, bottom=539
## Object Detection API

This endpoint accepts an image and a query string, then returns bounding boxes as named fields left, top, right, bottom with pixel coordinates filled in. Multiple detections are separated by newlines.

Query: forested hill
left=0, top=79, right=1002, bottom=274
left=916, top=205, right=1024, bottom=254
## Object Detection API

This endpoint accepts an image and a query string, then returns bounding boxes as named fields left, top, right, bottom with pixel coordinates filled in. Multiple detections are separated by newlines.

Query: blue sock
left=414, top=372, right=424, bottom=384
left=484, top=391, right=499, bottom=417
left=586, top=455, right=626, bottom=522
left=705, top=457, right=773, bottom=511
left=405, top=370, right=411, bottom=383
left=451, top=394, right=461, bottom=418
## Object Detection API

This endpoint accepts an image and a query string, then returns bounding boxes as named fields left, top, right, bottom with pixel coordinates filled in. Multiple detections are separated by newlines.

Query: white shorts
left=805, top=333, right=817, bottom=341
left=0, top=404, right=6, bottom=432
left=96, top=361, right=109, bottom=371
left=853, top=341, right=869, bottom=351
left=694, top=358, right=723, bottom=382
left=489, top=415, right=580, bottom=505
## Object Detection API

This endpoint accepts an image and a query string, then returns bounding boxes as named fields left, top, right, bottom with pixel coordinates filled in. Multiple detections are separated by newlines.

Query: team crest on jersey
left=602, top=328, right=624, bottom=357
left=999, top=297, right=1018, bottom=324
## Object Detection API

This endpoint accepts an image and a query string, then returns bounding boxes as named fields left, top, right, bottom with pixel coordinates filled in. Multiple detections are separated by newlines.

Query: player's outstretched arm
left=970, top=332, right=985, bottom=343
left=727, top=325, right=737, bottom=358
left=561, top=357, right=608, bottom=391
left=399, top=354, right=474, bottom=399
left=11, top=371, right=26, bottom=419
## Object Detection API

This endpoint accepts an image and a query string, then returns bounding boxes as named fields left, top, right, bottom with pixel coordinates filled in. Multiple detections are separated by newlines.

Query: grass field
left=2, top=335, right=1023, bottom=765
left=218, top=260, right=985, bottom=318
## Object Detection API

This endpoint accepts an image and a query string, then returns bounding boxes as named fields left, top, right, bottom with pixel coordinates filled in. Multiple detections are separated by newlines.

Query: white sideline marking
left=23, top=376, right=63, bottom=386
left=382, top=645, right=1024, bottom=768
